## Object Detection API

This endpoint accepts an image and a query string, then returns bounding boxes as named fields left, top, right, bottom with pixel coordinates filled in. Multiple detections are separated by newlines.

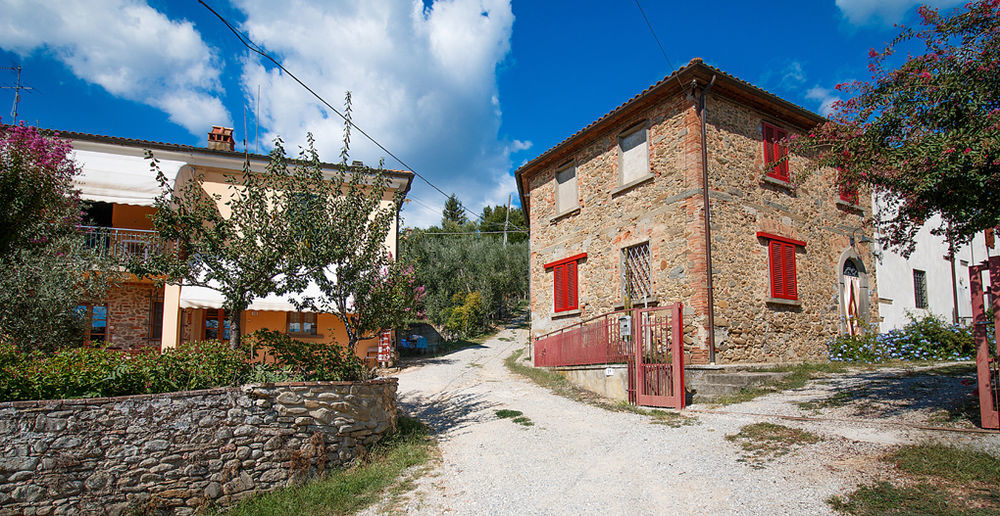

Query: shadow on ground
left=399, top=391, right=497, bottom=435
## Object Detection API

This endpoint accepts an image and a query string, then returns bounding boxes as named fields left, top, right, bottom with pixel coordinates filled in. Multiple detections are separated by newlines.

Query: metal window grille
left=621, top=243, right=651, bottom=303
left=913, top=269, right=928, bottom=309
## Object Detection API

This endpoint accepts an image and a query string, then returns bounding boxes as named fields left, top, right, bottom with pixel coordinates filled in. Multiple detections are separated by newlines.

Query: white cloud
left=805, top=86, right=841, bottom=117
left=236, top=0, right=517, bottom=228
left=835, top=0, right=964, bottom=25
left=781, top=61, right=806, bottom=88
left=0, top=0, right=229, bottom=136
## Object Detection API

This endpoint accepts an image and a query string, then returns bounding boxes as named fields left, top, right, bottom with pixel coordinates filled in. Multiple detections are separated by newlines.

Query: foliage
left=441, top=193, right=468, bottom=229
left=218, top=415, right=433, bottom=516
left=478, top=204, right=527, bottom=244
left=828, top=314, right=975, bottom=363
left=247, top=330, right=367, bottom=382
left=789, top=1, right=1000, bottom=255
left=0, top=339, right=308, bottom=402
left=402, top=222, right=527, bottom=337
left=0, top=124, right=120, bottom=352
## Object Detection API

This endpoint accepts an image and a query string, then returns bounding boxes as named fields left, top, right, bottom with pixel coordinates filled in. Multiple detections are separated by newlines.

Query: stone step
left=698, top=371, right=790, bottom=388
left=684, top=369, right=792, bottom=403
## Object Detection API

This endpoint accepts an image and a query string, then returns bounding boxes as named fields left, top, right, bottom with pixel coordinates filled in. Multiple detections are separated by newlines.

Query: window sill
left=611, top=174, right=654, bottom=196
left=288, top=332, right=324, bottom=339
left=765, top=297, right=801, bottom=307
left=552, top=309, right=581, bottom=319
left=762, top=175, right=794, bottom=190
left=549, top=206, right=581, bottom=223
left=613, top=297, right=658, bottom=310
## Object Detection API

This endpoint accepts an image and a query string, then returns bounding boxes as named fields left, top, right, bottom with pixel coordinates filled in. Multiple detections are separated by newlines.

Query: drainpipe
left=698, top=76, right=717, bottom=365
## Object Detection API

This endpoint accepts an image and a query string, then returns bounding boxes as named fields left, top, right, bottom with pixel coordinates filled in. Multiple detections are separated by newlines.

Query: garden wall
left=0, top=379, right=398, bottom=515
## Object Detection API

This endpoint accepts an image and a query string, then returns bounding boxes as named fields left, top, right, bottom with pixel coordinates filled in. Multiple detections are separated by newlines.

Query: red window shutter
left=783, top=243, right=797, bottom=300
left=769, top=240, right=783, bottom=298
left=566, top=260, right=578, bottom=310
left=763, top=124, right=775, bottom=166
left=775, top=128, right=789, bottom=180
left=553, top=264, right=565, bottom=312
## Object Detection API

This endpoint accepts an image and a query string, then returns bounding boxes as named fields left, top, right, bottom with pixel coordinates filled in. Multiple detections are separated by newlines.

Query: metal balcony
left=82, top=225, right=165, bottom=260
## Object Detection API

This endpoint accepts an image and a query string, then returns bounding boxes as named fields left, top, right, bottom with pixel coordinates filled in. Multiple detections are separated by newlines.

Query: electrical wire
left=198, top=0, right=530, bottom=233
left=632, top=0, right=688, bottom=92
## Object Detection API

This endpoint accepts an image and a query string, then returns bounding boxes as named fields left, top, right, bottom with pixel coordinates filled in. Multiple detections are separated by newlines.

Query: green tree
left=479, top=204, right=528, bottom=244
left=0, top=124, right=119, bottom=352
left=790, top=0, right=1000, bottom=255
left=442, top=193, right=469, bottom=229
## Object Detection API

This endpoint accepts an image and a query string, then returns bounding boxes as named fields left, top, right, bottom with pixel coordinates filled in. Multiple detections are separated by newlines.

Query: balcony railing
left=82, top=225, right=165, bottom=260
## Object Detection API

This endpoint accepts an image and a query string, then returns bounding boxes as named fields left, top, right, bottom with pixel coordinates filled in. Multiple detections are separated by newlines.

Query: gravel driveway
left=364, top=327, right=933, bottom=515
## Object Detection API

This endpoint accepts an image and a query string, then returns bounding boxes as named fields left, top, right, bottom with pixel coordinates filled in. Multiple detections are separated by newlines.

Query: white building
left=874, top=209, right=994, bottom=331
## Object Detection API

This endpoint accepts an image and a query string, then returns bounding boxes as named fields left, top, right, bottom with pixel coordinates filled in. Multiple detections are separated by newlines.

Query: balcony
left=82, top=225, right=166, bottom=260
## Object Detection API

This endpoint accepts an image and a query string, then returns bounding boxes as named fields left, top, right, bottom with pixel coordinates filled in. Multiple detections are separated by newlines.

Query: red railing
left=534, top=309, right=633, bottom=367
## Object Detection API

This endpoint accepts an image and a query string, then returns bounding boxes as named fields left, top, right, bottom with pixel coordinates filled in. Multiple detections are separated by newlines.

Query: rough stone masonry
left=0, top=379, right=397, bottom=515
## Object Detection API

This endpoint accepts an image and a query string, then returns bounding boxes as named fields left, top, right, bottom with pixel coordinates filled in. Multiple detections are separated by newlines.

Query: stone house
left=516, top=59, right=877, bottom=365
left=66, top=126, right=412, bottom=361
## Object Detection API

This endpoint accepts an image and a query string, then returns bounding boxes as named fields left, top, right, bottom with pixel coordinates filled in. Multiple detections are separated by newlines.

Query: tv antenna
left=1, top=66, right=35, bottom=122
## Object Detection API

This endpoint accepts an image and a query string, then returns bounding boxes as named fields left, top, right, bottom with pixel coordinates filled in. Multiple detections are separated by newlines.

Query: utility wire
left=632, top=0, right=688, bottom=92
left=198, top=0, right=529, bottom=232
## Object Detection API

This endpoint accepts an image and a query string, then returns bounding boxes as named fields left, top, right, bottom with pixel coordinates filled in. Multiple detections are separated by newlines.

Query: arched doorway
left=838, top=249, right=870, bottom=336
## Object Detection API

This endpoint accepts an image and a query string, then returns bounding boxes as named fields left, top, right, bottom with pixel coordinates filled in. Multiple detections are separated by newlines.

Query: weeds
left=495, top=409, right=533, bottom=426
left=725, top=422, right=820, bottom=468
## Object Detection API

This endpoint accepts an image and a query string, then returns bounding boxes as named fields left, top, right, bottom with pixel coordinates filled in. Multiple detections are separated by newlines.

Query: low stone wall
left=0, top=379, right=398, bottom=515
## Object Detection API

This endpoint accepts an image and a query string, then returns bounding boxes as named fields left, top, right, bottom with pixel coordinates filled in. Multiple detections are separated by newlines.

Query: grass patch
left=504, top=347, right=697, bottom=427
left=725, top=422, right=820, bottom=467
left=495, top=409, right=523, bottom=419
left=511, top=416, right=534, bottom=426
left=829, top=444, right=1000, bottom=515
left=218, top=415, right=435, bottom=516
left=713, top=362, right=850, bottom=405
left=795, top=390, right=856, bottom=412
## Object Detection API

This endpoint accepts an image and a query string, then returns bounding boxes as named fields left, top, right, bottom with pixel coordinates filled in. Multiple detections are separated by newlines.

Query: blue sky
left=0, top=0, right=963, bottom=227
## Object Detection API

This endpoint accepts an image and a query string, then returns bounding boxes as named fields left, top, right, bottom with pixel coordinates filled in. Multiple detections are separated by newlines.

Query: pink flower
left=945, top=148, right=955, bottom=154
left=964, top=148, right=971, bottom=154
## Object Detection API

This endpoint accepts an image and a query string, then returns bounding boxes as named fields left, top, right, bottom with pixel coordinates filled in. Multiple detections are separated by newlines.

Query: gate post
left=970, top=257, right=1000, bottom=430
left=672, top=302, right=685, bottom=409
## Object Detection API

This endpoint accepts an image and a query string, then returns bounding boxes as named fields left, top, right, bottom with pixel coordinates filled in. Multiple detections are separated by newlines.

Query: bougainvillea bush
left=829, top=314, right=977, bottom=363
left=0, top=339, right=309, bottom=403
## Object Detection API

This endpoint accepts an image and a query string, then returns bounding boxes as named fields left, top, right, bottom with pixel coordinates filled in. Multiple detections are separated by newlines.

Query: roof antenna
left=256, top=84, right=261, bottom=154
left=1, top=65, right=35, bottom=122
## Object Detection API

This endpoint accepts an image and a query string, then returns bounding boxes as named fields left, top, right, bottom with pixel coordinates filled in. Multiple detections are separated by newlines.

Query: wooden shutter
left=763, top=123, right=789, bottom=181
left=763, top=124, right=775, bottom=169
left=566, top=261, right=578, bottom=310
left=782, top=243, right=797, bottom=299
left=769, top=240, right=783, bottom=298
left=774, top=127, right=788, bottom=181
left=554, top=264, right=566, bottom=311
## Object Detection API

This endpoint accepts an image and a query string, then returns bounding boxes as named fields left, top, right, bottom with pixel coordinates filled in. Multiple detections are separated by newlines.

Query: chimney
left=207, top=125, right=235, bottom=151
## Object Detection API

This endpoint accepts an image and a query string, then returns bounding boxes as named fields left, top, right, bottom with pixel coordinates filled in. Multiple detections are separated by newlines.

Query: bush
left=441, top=291, right=485, bottom=338
left=247, top=330, right=368, bottom=382
left=829, top=314, right=976, bottom=363
left=0, top=339, right=309, bottom=403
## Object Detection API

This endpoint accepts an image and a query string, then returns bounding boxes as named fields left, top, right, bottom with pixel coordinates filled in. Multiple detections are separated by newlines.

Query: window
left=76, top=304, right=108, bottom=343
left=621, top=243, right=651, bottom=303
left=149, top=301, right=164, bottom=340
left=554, top=164, right=578, bottom=215
left=618, top=124, right=649, bottom=185
left=204, top=309, right=231, bottom=341
left=913, top=269, right=928, bottom=309
left=762, top=122, right=789, bottom=181
left=757, top=232, right=805, bottom=301
left=544, top=253, right=586, bottom=313
left=288, top=311, right=317, bottom=335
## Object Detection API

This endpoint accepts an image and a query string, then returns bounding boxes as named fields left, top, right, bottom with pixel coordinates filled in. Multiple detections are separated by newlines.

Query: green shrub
left=442, top=291, right=485, bottom=338
left=247, top=330, right=368, bottom=382
left=829, top=314, right=976, bottom=363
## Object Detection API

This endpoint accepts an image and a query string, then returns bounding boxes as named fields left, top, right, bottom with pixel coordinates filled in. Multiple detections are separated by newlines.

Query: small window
left=621, top=242, right=651, bottom=303
left=150, top=301, right=164, bottom=340
left=913, top=270, right=928, bottom=309
left=76, top=304, right=108, bottom=343
left=204, top=309, right=231, bottom=341
left=555, top=165, right=578, bottom=214
left=618, top=125, right=649, bottom=185
left=757, top=232, right=805, bottom=301
left=762, top=122, right=789, bottom=181
left=288, top=311, right=317, bottom=335
left=544, top=254, right=586, bottom=313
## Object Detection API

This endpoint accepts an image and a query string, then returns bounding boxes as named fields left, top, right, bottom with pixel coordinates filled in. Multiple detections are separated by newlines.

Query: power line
left=198, top=0, right=528, bottom=232
left=632, top=0, right=687, bottom=92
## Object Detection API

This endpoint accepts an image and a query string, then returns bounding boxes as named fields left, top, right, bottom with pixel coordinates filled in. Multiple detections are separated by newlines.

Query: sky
left=0, top=0, right=965, bottom=228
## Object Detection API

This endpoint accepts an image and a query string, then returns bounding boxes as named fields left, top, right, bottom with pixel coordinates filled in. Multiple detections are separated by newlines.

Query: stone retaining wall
left=0, top=379, right=398, bottom=515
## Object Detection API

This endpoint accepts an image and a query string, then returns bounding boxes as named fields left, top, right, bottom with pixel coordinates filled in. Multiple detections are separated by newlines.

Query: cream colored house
left=68, top=126, right=412, bottom=360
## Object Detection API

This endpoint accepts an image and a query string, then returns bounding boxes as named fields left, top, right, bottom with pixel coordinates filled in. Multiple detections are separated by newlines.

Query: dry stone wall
left=0, top=379, right=397, bottom=515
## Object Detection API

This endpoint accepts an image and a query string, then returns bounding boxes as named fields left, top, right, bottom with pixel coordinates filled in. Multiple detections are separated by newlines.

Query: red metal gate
left=632, top=304, right=685, bottom=409
left=533, top=304, right=685, bottom=409
left=970, top=256, right=1000, bottom=430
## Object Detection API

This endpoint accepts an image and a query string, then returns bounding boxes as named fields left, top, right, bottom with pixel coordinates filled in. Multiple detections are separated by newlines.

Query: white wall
left=874, top=206, right=994, bottom=331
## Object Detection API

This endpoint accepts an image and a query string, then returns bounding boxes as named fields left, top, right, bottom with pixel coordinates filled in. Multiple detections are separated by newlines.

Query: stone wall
left=0, top=379, right=398, bottom=515
left=524, top=85, right=877, bottom=365
left=105, top=283, right=162, bottom=350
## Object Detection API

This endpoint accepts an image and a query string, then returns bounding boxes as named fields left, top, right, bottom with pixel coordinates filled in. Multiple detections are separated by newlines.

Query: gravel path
left=364, top=327, right=923, bottom=515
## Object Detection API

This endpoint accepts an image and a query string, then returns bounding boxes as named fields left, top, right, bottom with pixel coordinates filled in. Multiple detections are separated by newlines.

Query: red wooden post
left=672, top=302, right=686, bottom=409
left=970, top=257, right=1000, bottom=430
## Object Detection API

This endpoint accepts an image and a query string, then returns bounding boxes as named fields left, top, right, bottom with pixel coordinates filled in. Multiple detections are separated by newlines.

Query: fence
left=533, top=309, right=633, bottom=367
left=82, top=225, right=165, bottom=260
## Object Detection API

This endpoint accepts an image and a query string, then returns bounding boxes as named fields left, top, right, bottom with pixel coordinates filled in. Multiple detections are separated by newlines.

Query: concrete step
left=698, top=371, right=790, bottom=388
left=685, top=369, right=791, bottom=403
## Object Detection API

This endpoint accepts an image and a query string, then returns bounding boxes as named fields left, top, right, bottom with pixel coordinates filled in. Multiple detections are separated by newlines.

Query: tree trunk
left=229, top=310, right=242, bottom=350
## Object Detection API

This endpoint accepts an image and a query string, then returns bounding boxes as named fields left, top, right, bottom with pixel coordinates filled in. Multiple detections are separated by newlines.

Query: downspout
left=698, top=76, right=717, bottom=365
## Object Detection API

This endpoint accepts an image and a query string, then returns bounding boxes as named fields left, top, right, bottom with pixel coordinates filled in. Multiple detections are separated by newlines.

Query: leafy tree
left=790, top=0, right=1000, bottom=255
left=442, top=193, right=469, bottom=229
left=479, top=204, right=528, bottom=244
left=0, top=124, right=119, bottom=352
